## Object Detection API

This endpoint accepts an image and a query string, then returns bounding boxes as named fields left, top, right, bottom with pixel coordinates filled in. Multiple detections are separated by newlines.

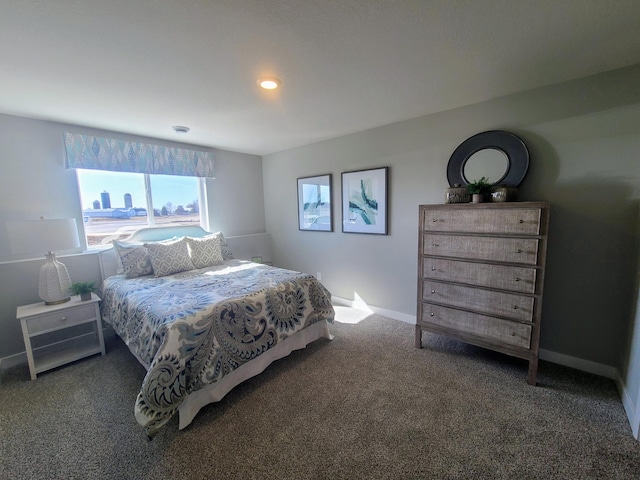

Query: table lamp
left=8, top=217, right=80, bottom=305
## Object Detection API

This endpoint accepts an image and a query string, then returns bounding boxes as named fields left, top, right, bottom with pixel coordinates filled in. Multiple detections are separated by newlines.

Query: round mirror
left=463, top=148, right=509, bottom=184
left=447, top=130, right=529, bottom=188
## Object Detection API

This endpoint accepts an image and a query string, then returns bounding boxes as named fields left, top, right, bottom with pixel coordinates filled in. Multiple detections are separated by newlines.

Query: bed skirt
left=176, top=320, right=333, bottom=429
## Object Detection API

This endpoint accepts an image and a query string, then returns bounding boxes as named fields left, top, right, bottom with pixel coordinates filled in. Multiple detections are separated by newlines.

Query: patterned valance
left=63, top=132, right=214, bottom=178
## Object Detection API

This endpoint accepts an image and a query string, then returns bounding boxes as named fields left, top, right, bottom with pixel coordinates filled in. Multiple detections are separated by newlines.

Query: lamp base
left=39, top=252, right=72, bottom=305
left=45, top=297, right=71, bottom=306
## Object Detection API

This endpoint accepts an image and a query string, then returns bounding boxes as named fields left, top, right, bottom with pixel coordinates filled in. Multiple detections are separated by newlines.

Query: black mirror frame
left=447, top=130, right=529, bottom=188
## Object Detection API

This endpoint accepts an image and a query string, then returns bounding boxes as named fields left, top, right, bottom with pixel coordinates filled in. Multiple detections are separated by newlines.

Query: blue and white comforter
left=101, top=260, right=334, bottom=434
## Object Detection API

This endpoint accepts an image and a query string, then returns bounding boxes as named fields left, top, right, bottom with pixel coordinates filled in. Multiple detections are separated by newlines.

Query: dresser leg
left=527, top=357, right=539, bottom=386
left=415, top=325, right=423, bottom=348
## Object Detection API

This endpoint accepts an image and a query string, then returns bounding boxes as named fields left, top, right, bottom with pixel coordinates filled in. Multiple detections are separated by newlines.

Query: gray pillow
left=144, top=237, right=194, bottom=277
left=186, top=235, right=224, bottom=269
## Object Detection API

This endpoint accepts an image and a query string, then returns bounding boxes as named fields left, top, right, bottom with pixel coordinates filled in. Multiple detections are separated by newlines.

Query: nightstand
left=17, top=293, right=106, bottom=380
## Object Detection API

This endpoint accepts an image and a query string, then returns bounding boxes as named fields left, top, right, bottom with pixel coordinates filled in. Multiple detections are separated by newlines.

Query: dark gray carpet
left=1, top=305, right=639, bottom=480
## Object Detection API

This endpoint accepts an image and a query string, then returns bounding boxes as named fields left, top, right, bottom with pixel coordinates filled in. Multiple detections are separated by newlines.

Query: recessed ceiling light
left=172, top=125, right=190, bottom=134
left=258, top=77, right=281, bottom=90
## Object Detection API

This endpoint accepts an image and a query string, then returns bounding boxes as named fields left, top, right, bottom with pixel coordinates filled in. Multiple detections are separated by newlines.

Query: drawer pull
left=513, top=306, right=518, bottom=310
left=431, top=290, right=435, bottom=294
left=430, top=312, right=434, bottom=316
left=515, top=278, right=521, bottom=282
left=431, top=267, right=436, bottom=271
left=517, top=249, right=523, bottom=253
left=60, top=316, right=67, bottom=321
left=432, top=243, right=439, bottom=247
left=519, top=219, right=524, bottom=223
left=432, top=218, right=437, bottom=222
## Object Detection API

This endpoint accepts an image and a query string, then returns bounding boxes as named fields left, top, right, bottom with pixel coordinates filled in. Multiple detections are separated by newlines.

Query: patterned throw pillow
left=113, top=241, right=153, bottom=278
left=212, top=232, right=234, bottom=260
left=144, top=237, right=194, bottom=277
left=186, top=235, right=224, bottom=269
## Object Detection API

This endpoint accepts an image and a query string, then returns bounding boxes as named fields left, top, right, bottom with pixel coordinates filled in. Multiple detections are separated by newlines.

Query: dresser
left=416, top=202, right=550, bottom=385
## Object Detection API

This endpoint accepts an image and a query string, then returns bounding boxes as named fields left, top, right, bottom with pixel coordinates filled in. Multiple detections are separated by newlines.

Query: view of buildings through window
left=76, top=169, right=202, bottom=246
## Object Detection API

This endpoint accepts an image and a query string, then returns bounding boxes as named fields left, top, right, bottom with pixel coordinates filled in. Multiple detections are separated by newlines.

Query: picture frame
left=297, top=174, right=333, bottom=232
left=341, top=167, right=388, bottom=235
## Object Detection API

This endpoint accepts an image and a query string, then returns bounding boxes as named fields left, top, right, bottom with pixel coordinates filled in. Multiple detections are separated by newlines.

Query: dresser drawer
left=25, top=304, right=97, bottom=335
left=423, top=280, right=534, bottom=322
left=423, top=208, right=541, bottom=235
left=423, top=234, right=539, bottom=265
left=422, top=258, right=537, bottom=294
left=420, top=304, right=532, bottom=349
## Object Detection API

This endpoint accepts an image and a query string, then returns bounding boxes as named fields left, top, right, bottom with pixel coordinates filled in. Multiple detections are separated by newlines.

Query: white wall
left=0, top=113, right=264, bottom=362
left=621, top=209, right=640, bottom=438
left=262, top=65, right=640, bottom=374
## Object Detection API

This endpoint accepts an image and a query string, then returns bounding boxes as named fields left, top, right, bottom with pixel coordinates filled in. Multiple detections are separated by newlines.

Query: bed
left=98, top=226, right=335, bottom=435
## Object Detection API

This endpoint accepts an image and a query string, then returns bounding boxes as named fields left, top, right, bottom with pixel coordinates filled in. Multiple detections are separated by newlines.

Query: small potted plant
left=69, top=281, right=98, bottom=301
left=467, top=177, right=494, bottom=203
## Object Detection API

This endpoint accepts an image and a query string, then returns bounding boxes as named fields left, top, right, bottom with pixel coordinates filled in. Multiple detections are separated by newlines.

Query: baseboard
left=332, top=295, right=618, bottom=379
left=538, top=348, right=618, bottom=380
left=616, top=374, right=640, bottom=440
left=0, top=350, right=27, bottom=371
left=331, top=295, right=416, bottom=324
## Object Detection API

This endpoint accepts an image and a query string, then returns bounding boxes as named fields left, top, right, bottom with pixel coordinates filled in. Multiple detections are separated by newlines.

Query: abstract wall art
left=341, top=167, right=388, bottom=234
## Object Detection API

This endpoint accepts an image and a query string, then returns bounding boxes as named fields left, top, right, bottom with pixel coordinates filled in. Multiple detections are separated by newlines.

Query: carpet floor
left=1, top=305, right=639, bottom=480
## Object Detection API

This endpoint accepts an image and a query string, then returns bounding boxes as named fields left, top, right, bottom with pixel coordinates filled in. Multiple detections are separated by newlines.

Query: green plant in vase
left=467, top=177, right=494, bottom=203
left=69, top=281, right=99, bottom=301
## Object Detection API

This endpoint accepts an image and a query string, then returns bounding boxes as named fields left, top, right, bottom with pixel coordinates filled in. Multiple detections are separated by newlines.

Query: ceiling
left=2, top=0, right=640, bottom=156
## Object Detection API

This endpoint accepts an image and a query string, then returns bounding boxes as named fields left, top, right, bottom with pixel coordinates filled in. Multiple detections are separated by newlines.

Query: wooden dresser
left=416, top=202, right=550, bottom=385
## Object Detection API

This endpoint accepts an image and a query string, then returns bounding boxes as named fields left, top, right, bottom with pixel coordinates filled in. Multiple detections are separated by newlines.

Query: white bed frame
left=99, top=225, right=332, bottom=430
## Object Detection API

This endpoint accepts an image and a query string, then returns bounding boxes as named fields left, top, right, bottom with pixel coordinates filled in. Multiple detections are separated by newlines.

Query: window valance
left=63, top=132, right=214, bottom=178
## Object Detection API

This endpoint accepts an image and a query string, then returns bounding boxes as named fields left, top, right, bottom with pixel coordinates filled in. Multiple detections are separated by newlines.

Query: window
left=76, top=169, right=205, bottom=247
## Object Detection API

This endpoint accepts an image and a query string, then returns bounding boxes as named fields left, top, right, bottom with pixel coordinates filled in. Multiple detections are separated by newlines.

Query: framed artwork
left=297, top=174, right=333, bottom=232
left=341, top=167, right=388, bottom=235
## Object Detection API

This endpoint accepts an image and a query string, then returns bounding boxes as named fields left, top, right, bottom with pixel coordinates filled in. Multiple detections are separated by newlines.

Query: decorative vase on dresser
left=415, top=202, right=550, bottom=385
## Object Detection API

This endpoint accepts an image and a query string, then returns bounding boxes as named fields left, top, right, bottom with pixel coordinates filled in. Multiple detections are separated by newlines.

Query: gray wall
left=0, top=113, right=264, bottom=362
left=262, top=65, right=640, bottom=375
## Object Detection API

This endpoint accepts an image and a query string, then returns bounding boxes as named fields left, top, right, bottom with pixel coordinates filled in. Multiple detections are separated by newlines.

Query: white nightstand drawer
left=25, top=304, right=97, bottom=335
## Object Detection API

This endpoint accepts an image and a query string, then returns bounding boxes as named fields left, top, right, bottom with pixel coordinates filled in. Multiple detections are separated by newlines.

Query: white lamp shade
left=7, top=218, right=80, bottom=255
left=7, top=218, right=80, bottom=304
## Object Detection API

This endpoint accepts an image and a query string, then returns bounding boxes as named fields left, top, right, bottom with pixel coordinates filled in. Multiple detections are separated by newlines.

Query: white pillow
left=186, top=235, right=224, bottom=269
left=144, top=237, right=194, bottom=277
left=211, top=231, right=234, bottom=259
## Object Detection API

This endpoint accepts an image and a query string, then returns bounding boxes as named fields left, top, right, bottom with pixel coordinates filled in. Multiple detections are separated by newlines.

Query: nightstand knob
left=432, top=243, right=439, bottom=247
left=515, top=277, right=521, bottom=282
left=60, top=316, right=67, bottom=321
left=517, top=249, right=523, bottom=253
left=432, top=218, right=437, bottom=222
left=519, top=219, right=524, bottom=223
left=430, top=312, right=434, bottom=316
left=513, top=306, right=518, bottom=310
left=431, top=290, right=435, bottom=294
left=431, top=266, right=436, bottom=271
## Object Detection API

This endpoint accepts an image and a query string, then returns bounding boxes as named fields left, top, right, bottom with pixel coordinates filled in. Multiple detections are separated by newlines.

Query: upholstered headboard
left=97, top=226, right=272, bottom=282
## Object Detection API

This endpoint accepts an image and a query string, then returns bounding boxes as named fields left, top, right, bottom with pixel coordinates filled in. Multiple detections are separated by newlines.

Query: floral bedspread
left=101, top=260, right=335, bottom=434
